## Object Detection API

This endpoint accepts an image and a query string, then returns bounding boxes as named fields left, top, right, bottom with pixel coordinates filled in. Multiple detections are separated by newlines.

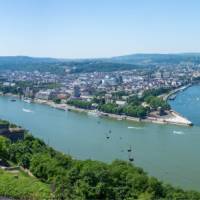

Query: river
left=1, top=85, right=200, bottom=190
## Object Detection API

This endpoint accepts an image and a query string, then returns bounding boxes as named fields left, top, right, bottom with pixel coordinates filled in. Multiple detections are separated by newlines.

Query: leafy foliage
left=0, top=131, right=199, bottom=199
left=123, top=105, right=149, bottom=118
left=1, top=118, right=200, bottom=199
left=99, top=103, right=123, bottom=115
left=98, top=103, right=148, bottom=118
left=145, top=96, right=170, bottom=110
left=53, top=98, right=61, bottom=104
left=142, top=87, right=171, bottom=99
left=0, top=136, right=10, bottom=159
left=67, top=99, right=92, bottom=109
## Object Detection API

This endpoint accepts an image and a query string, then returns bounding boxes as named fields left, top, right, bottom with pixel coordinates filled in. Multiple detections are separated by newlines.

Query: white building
left=35, top=90, right=52, bottom=100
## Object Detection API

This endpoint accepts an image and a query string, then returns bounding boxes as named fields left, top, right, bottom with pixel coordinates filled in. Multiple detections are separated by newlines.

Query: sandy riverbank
left=145, top=111, right=192, bottom=126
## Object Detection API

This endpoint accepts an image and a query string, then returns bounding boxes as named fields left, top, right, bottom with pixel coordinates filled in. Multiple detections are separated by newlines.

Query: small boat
left=23, top=98, right=31, bottom=103
left=173, top=130, right=184, bottom=135
left=88, top=111, right=99, bottom=117
left=22, top=108, right=33, bottom=113
left=10, top=99, right=16, bottom=102
left=169, top=94, right=176, bottom=100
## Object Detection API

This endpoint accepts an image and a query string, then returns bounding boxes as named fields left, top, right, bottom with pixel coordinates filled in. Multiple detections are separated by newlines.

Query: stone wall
left=0, top=126, right=24, bottom=142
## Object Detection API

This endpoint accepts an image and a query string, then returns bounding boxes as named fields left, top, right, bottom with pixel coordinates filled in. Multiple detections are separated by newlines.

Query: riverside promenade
left=163, top=84, right=191, bottom=101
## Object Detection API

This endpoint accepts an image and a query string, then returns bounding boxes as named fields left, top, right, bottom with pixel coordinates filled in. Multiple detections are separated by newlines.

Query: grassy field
left=0, top=169, right=51, bottom=200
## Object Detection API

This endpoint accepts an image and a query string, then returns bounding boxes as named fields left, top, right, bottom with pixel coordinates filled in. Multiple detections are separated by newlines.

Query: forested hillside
left=0, top=120, right=200, bottom=199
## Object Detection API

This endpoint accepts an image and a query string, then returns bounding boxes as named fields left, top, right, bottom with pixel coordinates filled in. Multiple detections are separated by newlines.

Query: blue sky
left=0, top=0, right=200, bottom=58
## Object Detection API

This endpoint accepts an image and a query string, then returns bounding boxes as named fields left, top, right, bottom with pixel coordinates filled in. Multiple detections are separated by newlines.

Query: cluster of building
left=0, top=64, right=200, bottom=102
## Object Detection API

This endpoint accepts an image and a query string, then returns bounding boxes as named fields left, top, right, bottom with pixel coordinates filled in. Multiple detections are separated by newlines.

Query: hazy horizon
left=2, top=52, right=200, bottom=60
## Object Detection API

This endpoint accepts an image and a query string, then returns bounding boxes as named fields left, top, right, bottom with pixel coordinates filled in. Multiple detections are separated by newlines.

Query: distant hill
left=0, top=56, right=142, bottom=73
left=62, top=60, right=142, bottom=73
left=109, top=53, right=200, bottom=65
left=0, top=56, right=64, bottom=74
left=0, top=56, right=57, bottom=63
left=1, top=53, right=200, bottom=74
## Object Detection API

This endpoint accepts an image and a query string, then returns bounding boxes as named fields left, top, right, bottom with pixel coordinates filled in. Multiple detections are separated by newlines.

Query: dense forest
left=1, top=120, right=200, bottom=199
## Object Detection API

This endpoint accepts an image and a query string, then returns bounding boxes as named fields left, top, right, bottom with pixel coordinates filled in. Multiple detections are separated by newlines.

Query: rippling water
left=0, top=86, right=200, bottom=190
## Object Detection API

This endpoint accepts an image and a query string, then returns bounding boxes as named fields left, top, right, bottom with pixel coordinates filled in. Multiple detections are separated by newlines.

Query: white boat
left=23, top=98, right=31, bottom=103
left=128, top=126, right=143, bottom=130
left=173, top=130, right=184, bottom=135
left=22, top=108, right=33, bottom=113
left=88, top=111, right=100, bottom=117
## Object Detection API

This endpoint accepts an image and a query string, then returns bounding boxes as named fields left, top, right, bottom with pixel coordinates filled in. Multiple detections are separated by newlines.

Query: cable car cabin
left=129, top=156, right=134, bottom=162
left=127, top=145, right=132, bottom=152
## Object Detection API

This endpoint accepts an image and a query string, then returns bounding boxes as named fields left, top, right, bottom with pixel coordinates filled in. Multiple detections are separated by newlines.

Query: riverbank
left=1, top=92, right=193, bottom=126
left=34, top=98, right=193, bottom=126
left=163, top=84, right=192, bottom=101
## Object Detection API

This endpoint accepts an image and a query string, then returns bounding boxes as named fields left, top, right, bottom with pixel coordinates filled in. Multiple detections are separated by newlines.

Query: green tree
left=0, top=136, right=10, bottom=160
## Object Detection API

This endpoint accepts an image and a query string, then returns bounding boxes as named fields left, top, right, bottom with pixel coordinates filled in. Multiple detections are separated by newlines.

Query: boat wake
left=128, top=126, right=143, bottom=130
left=22, top=108, right=34, bottom=113
left=173, top=130, right=184, bottom=135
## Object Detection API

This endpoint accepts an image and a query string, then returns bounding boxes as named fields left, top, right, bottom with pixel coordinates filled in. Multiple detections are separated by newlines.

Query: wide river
left=1, top=85, right=200, bottom=190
